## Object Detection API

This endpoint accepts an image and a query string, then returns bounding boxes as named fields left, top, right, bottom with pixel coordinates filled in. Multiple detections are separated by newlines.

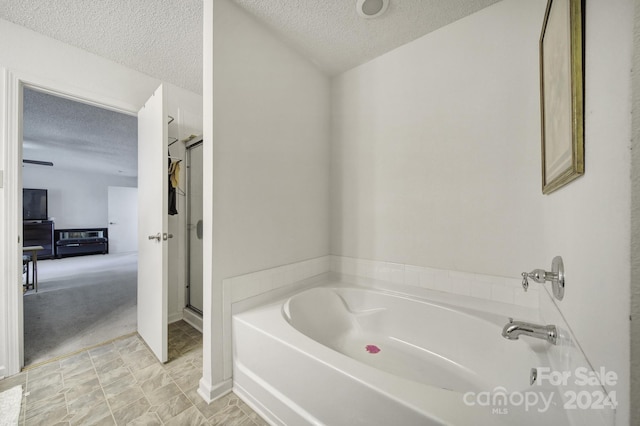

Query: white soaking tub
left=232, top=282, right=568, bottom=425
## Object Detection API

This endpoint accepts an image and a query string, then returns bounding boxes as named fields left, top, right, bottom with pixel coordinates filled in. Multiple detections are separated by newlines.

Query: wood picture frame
left=539, top=0, right=584, bottom=194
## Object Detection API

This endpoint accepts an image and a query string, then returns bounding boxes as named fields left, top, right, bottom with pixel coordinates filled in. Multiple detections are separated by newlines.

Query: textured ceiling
left=0, top=0, right=203, bottom=93
left=230, top=0, right=502, bottom=75
left=0, top=0, right=502, bottom=92
left=23, top=88, right=138, bottom=178
left=8, top=1, right=502, bottom=177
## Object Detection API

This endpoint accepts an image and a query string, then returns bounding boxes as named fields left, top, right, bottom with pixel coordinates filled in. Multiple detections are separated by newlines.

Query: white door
left=108, top=186, right=138, bottom=254
left=137, top=85, right=168, bottom=362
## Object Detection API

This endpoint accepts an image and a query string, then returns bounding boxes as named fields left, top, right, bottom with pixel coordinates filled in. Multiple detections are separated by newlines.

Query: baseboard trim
left=182, top=308, right=203, bottom=332
left=168, top=311, right=183, bottom=324
left=198, top=377, right=232, bottom=404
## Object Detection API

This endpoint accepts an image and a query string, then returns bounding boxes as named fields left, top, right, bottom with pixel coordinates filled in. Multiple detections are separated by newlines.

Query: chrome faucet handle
left=520, top=257, right=565, bottom=301
left=524, top=269, right=548, bottom=283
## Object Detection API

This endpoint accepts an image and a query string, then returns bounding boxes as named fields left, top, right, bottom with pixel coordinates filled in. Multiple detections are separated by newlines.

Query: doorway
left=21, top=86, right=138, bottom=366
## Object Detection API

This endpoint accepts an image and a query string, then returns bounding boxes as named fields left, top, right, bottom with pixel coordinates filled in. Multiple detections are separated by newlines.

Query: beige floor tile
left=99, top=366, right=131, bottom=387
left=144, top=381, right=182, bottom=406
left=208, top=404, right=249, bottom=426
left=63, top=366, right=99, bottom=389
left=25, top=399, right=68, bottom=426
left=26, top=360, right=61, bottom=381
left=89, top=343, right=117, bottom=358
left=114, top=335, right=144, bottom=355
left=102, top=374, right=137, bottom=399
left=121, top=349, right=156, bottom=370
left=91, top=415, right=117, bottom=426
left=111, top=396, right=151, bottom=425
left=149, top=392, right=193, bottom=423
left=64, top=377, right=101, bottom=403
left=237, top=399, right=268, bottom=425
left=68, top=399, right=112, bottom=426
left=67, top=385, right=106, bottom=414
left=107, top=384, right=146, bottom=412
left=164, top=405, right=208, bottom=426
left=140, top=371, right=174, bottom=394
left=131, top=362, right=164, bottom=384
left=27, top=368, right=62, bottom=390
left=25, top=380, right=64, bottom=404
left=10, top=323, right=268, bottom=426
left=127, top=412, right=162, bottom=426
left=189, top=391, right=233, bottom=420
left=91, top=349, right=121, bottom=367
left=25, top=392, right=67, bottom=421
left=60, top=352, right=93, bottom=376
left=173, top=369, right=202, bottom=392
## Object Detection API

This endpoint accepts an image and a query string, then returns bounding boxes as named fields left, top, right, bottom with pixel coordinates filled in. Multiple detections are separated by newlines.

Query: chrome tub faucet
left=521, top=256, right=565, bottom=301
left=502, top=318, right=557, bottom=345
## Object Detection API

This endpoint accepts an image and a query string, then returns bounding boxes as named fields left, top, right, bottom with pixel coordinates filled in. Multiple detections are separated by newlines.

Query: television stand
left=23, top=221, right=55, bottom=259
left=54, top=228, right=109, bottom=258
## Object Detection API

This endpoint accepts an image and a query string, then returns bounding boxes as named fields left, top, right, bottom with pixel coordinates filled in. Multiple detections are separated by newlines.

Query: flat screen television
left=23, top=188, right=48, bottom=221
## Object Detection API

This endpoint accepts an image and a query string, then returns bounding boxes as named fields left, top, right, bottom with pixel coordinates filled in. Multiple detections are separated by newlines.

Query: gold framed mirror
left=539, top=0, right=585, bottom=194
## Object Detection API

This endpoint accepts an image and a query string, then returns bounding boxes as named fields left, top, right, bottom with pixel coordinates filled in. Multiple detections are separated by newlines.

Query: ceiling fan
left=23, top=159, right=53, bottom=166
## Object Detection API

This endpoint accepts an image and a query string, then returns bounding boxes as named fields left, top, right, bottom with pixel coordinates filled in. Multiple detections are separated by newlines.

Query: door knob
left=148, top=233, right=161, bottom=241
left=162, top=233, right=174, bottom=240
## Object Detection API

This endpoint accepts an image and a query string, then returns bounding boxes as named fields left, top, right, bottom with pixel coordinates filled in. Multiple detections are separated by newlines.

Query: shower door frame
left=185, top=138, right=204, bottom=315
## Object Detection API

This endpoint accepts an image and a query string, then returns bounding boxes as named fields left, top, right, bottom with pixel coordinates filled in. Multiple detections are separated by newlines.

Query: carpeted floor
left=23, top=253, right=137, bottom=366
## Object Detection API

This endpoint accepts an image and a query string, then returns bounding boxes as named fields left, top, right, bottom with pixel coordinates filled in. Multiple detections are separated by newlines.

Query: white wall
left=331, top=0, right=634, bottom=424
left=0, top=18, right=202, bottom=376
left=201, top=0, right=331, bottom=398
left=331, top=0, right=546, bottom=279
left=0, top=51, right=7, bottom=380
left=540, top=1, right=633, bottom=424
left=212, top=0, right=330, bottom=278
left=22, top=166, right=136, bottom=228
left=631, top=0, right=640, bottom=420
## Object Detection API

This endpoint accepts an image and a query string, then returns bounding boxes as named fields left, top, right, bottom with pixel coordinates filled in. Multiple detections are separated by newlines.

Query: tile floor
left=0, top=320, right=268, bottom=426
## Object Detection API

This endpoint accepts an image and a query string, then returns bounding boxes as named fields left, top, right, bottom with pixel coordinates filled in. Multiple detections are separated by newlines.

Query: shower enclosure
left=186, top=140, right=203, bottom=314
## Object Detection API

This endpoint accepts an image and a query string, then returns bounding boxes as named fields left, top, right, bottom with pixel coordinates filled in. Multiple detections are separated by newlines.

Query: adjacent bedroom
left=21, top=86, right=138, bottom=366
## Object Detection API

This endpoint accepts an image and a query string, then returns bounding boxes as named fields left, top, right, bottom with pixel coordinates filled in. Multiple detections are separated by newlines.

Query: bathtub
left=232, top=281, right=569, bottom=425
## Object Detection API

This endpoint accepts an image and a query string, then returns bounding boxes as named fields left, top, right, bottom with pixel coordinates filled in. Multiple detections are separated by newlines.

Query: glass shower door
left=187, top=141, right=203, bottom=314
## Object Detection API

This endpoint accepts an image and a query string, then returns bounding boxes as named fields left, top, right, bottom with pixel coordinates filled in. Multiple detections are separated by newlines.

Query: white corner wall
left=331, top=0, right=634, bottom=423
left=0, top=18, right=202, bottom=376
left=201, top=0, right=331, bottom=398
left=22, top=167, right=137, bottom=228
left=331, top=0, right=547, bottom=278
left=212, top=0, right=330, bottom=278
left=0, top=55, right=7, bottom=380
left=540, top=1, right=633, bottom=424
left=631, top=0, right=640, bottom=421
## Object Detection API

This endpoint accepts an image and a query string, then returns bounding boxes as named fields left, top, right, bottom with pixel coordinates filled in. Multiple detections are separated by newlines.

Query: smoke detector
left=356, top=0, right=389, bottom=19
